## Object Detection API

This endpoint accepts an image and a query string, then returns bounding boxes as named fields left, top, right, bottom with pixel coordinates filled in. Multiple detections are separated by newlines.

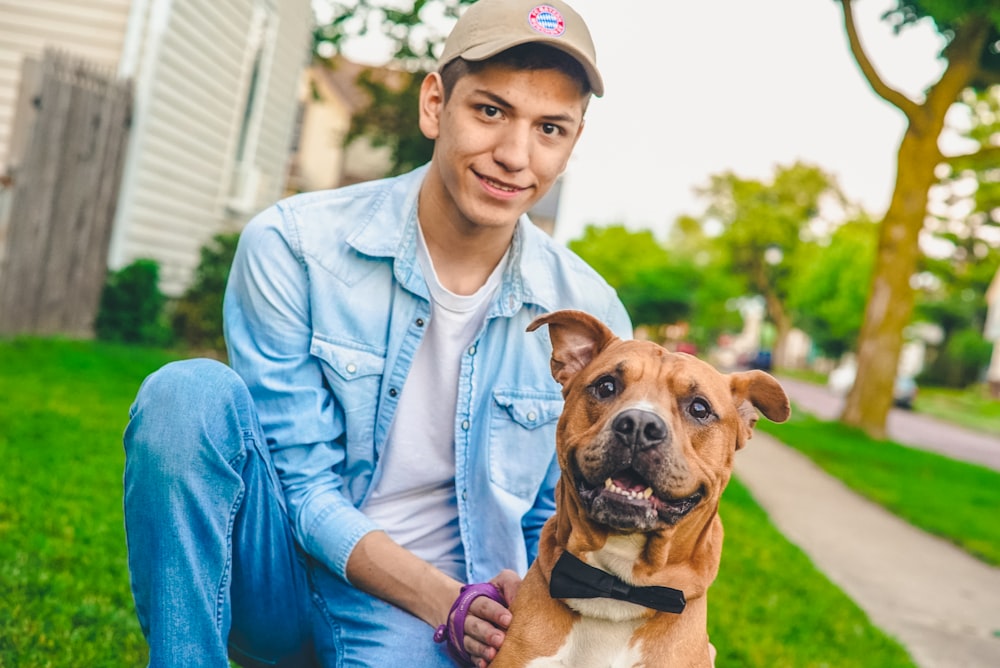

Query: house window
left=229, top=4, right=276, bottom=213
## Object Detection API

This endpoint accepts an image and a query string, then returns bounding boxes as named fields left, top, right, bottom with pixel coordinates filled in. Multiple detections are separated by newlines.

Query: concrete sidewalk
left=734, top=433, right=1000, bottom=668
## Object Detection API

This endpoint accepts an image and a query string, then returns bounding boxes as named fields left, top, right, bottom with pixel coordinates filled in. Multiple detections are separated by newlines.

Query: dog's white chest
left=524, top=616, right=645, bottom=668
left=527, top=535, right=651, bottom=667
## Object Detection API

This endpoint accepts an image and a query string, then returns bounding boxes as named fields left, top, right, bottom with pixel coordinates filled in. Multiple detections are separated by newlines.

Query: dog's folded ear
left=528, top=310, right=618, bottom=388
left=729, top=370, right=791, bottom=448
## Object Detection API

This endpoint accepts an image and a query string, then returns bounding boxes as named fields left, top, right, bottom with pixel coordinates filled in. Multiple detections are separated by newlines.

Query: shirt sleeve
left=224, top=203, right=379, bottom=578
left=522, top=452, right=561, bottom=564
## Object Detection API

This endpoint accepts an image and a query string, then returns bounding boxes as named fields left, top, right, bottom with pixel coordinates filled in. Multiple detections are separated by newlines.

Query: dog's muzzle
left=574, top=408, right=705, bottom=531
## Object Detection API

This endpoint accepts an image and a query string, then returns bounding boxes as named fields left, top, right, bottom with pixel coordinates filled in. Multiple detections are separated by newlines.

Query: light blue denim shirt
left=224, top=165, right=631, bottom=584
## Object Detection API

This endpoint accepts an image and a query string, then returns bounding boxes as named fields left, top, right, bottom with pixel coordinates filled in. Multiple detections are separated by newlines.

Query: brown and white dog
left=491, top=310, right=790, bottom=667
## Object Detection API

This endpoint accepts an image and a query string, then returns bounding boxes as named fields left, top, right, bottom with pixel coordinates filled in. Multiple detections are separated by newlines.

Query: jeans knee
left=126, top=359, right=253, bottom=470
left=140, top=358, right=243, bottom=407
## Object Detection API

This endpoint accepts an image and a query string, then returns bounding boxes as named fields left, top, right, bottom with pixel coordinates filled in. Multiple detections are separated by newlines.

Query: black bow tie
left=549, top=551, right=686, bottom=614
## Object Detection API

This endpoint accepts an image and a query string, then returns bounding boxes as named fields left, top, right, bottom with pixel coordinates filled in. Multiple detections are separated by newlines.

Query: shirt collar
left=345, top=164, right=563, bottom=316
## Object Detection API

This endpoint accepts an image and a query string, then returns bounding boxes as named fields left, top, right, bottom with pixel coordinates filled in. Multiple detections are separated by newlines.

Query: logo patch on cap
left=528, top=5, right=565, bottom=37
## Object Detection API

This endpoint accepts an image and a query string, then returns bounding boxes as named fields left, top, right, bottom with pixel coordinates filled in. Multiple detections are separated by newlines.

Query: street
left=776, top=377, right=1000, bottom=471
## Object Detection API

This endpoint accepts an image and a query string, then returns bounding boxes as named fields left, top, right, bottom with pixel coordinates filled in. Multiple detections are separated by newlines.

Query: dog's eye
left=688, top=398, right=713, bottom=420
left=591, top=375, right=619, bottom=400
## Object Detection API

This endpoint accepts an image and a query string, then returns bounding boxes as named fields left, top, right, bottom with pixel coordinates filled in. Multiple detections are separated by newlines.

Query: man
left=123, top=0, right=630, bottom=666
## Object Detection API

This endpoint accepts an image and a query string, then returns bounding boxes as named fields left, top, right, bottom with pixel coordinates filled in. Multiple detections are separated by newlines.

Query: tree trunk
left=765, top=291, right=792, bottom=370
left=839, top=125, right=938, bottom=436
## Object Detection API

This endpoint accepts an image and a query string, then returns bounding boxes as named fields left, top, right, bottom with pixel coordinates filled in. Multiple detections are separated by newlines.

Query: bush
left=171, top=232, right=240, bottom=352
left=921, top=328, right=992, bottom=388
left=94, top=259, right=173, bottom=345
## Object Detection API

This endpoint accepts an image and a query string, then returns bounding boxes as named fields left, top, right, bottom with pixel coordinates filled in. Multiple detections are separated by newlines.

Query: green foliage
left=569, top=225, right=678, bottom=325
left=916, top=86, right=1000, bottom=387
left=172, top=233, right=240, bottom=353
left=569, top=225, right=669, bottom=290
left=922, top=328, right=993, bottom=387
left=698, top=162, right=843, bottom=309
left=568, top=228, right=666, bottom=325
left=568, top=224, right=744, bottom=348
left=758, top=408, right=1000, bottom=565
left=313, top=0, right=476, bottom=175
left=677, top=162, right=850, bottom=364
left=348, top=68, right=434, bottom=175
left=94, top=259, right=172, bottom=346
left=880, top=1, right=1000, bottom=88
left=314, top=0, right=476, bottom=68
left=787, top=219, right=877, bottom=357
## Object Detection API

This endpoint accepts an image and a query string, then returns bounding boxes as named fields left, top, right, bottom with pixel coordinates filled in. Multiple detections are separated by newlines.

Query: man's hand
left=460, top=569, right=521, bottom=667
left=346, top=534, right=527, bottom=666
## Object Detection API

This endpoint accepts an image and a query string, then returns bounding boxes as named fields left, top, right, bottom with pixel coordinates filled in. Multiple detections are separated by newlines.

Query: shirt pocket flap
left=492, top=391, right=563, bottom=429
left=311, top=338, right=385, bottom=380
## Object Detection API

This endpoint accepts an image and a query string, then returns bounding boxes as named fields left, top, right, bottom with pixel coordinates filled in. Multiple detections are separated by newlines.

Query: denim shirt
left=224, top=165, right=631, bottom=584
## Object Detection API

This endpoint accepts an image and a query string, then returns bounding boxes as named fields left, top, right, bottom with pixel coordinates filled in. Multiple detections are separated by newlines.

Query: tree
left=313, top=1, right=475, bottom=174
left=347, top=68, right=433, bottom=175
left=568, top=225, right=691, bottom=327
left=568, top=224, right=744, bottom=348
left=695, top=163, right=845, bottom=368
left=787, top=218, right=878, bottom=359
left=835, top=0, right=1000, bottom=436
left=917, top=85, right=1000, bottom=386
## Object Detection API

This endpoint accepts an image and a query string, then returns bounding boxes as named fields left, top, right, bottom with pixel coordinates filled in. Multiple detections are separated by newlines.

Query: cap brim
left=445, top=38, right=604, bottom=97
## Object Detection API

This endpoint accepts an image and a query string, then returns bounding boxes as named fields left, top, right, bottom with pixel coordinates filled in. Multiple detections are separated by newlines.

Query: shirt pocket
left=311, top=337, right=386, bottom=449
left=489, top=390, right=564, bottom=500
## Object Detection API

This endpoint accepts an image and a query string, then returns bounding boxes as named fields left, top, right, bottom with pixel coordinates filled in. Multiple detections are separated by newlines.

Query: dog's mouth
left=576, top=466, right=705, bottom=530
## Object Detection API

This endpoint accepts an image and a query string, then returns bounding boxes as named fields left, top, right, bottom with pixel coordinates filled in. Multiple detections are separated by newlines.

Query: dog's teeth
left=643, top=487, right=654, bottom=498
left=605, top=478, right=613, bottom=489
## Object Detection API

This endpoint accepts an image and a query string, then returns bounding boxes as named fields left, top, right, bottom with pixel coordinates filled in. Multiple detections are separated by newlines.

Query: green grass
left=913, top=384, right=1000, bottom=436
left=710, top=480, right=915, bottom=667
left=758, top=408, right=1000, bottom=566
left=0, top=339, right=918, bottom=667
left=0, top=338, right=182, bottom=667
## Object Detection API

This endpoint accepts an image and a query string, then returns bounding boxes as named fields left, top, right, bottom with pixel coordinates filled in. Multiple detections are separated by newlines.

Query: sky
left=332, top=0, right=952, bottom=244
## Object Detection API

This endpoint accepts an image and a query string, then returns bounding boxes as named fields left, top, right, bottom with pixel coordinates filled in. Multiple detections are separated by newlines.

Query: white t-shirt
left=360, top=225, right=507, bottom=580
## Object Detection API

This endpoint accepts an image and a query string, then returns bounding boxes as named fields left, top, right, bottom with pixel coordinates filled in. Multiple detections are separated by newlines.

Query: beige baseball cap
left=437, top=0, right=604, bottom=97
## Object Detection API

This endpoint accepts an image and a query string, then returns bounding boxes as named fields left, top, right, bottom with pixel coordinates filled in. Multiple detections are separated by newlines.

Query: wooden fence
left=0, top=50, right=132, bottom=336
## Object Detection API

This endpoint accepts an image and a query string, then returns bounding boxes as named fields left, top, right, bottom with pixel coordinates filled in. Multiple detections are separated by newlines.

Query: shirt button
left=389, top=388, right=398, bottom=397
left=462, top=490, right=468, bottom=501
left=461, top=420, right=470, bottom=431
left=415, top=318, right=425, bottom=327
left=468, top=345, right=476, bottom=356
left=527, top=411, right=537, bottom=422
left=346, top=363, right=357, bottom=374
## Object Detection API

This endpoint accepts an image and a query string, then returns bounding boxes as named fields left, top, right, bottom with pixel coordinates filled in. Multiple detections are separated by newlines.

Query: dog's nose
left=612, top=409, right=668, bottom=452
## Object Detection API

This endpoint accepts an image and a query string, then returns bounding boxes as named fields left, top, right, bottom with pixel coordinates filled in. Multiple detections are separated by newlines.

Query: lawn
left=914, top=384, right=1000, bottom=437
left=757, top=408, right=1000, bottom=566
left=0, top=338, right=182, bottom=666
left=0, top=338, right=915, bottom=667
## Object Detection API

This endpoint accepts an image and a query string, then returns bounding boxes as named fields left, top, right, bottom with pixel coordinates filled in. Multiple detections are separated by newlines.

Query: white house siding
left=250, top=0, right=312, bottom=202
left=0, top=0, right=132, bottom=169
left=108, top=0, right=312, bottom=295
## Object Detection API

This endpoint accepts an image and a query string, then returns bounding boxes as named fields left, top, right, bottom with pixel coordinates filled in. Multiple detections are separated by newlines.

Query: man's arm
left=346, top=531, right=460, bottom=628
left=347, top=531, right=518, bottom=667
left=225, top=207, right=380, bottom=577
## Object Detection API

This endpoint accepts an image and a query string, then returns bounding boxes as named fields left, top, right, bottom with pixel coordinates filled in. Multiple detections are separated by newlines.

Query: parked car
left=828, top=363, right=918, bottom=409
left=736, top=349, right=773, bottom=372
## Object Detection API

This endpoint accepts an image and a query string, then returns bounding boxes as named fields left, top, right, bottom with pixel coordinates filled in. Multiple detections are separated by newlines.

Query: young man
left=123, top=0, right=630, bottom=666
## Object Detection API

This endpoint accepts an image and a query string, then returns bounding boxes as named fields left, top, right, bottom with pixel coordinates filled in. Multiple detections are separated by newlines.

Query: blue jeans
left=123, top=359, right=453, bottom=667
